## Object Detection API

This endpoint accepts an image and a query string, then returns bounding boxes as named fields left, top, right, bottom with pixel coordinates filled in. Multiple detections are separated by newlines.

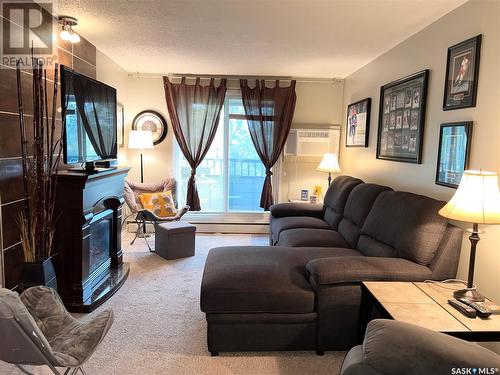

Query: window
left=176, top=91, right=265, bottom=212
left=65, top=99, right=99, bottom=163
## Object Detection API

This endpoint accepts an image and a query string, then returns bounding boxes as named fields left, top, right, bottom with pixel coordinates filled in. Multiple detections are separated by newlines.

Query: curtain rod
left=128, top=72, right=343, bottom=84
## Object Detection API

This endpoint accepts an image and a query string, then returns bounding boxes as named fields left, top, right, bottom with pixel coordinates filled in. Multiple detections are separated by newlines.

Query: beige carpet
left=1, top=233, right=345, bottom=375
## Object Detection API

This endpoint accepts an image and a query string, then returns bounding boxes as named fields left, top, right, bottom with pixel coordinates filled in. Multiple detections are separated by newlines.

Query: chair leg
left=78, top=366, right=88, bottom=375
left=130, top=227, right=139, bottom=245
left=141, top=226, right=154, bottom=253
left=137, top=220, right=154, bottom=252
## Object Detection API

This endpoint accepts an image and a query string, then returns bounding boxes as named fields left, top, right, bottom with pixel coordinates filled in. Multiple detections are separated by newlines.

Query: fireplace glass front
left=89, top=216, right=111, bottom=275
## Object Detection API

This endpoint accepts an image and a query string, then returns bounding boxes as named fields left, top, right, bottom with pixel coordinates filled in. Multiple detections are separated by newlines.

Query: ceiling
left=58, top=0, right=467, bottom=78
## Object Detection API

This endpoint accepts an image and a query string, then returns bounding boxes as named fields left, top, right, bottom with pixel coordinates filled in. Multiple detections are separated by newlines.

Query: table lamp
left=128, top=130, right=154, bottom=183
left=438, top=170, right=500, bottom=301
left=316, top=153, right=341, bottom=186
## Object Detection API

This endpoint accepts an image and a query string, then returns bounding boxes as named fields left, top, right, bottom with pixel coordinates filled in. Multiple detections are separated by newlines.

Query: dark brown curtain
left=240, top=79, right=296, bottom=210
left=163, top=77, right=227, bottom=211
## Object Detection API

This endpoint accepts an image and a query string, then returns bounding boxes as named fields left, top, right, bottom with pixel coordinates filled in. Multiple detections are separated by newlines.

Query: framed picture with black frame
left=346, top=98, right=371, bottom=147
left=435, top=121, right=473, bottom=188
left=376, top=70, right=429, bottom=164
left=443, top=35, right=482, bottom=110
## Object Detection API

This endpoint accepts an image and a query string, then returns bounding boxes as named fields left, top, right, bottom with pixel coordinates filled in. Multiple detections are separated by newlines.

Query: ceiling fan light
left=69, top=31, right=80, bottom=43
left=60, top=29, right=72, bottom=41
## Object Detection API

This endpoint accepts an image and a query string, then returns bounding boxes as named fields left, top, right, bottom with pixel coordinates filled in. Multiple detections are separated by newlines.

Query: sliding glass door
left=176, top=91, right=265, bottom=212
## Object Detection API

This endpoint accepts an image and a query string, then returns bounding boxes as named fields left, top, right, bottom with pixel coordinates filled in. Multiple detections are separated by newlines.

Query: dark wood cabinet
left=54, top=167, right=130, bottom=312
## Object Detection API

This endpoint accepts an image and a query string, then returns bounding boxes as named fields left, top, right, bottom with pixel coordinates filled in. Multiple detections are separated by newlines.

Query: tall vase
left=21, top=254, right=57, bottom=290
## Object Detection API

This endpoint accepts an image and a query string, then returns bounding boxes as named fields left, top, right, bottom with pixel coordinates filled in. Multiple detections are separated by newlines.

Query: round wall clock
left=132, top=110, right=168, bottom=145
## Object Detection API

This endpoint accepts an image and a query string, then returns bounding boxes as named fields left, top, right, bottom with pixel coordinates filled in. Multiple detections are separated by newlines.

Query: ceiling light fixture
left=58, top=16, right=81, bottom=44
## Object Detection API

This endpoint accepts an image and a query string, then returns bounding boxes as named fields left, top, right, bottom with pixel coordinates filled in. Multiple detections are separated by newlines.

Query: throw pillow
left=139, top=191, right=177, bottom=217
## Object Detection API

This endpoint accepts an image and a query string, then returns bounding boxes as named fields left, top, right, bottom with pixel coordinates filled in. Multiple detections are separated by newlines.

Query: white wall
left=95, top=51, right=130, bottom=167
left=96, top=56, right=175, bottom=184
left=120, top=77, right=174, bottom=183
left=342, top=0, right=500, bottom=302
left=280, top=81, right=344, bottom=202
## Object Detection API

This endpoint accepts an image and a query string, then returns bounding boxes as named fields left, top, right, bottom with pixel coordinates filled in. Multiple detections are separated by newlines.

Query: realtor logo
left=1, top=1, right=55, bottom=66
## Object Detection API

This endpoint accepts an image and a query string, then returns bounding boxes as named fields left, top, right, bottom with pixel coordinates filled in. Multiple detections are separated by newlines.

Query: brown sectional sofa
left=200, top=176, right=463, bottom=354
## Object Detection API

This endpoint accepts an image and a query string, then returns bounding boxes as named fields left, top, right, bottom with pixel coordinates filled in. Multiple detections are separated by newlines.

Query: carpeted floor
left=0, top=233, right=345, bottom=375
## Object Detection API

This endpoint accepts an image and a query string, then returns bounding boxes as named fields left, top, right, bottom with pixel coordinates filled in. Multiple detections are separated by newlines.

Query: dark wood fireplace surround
left=54, top=167, right=130, bottom=312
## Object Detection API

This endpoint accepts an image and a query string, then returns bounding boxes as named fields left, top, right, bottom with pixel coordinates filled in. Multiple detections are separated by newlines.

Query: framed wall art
left=443, top=35, right=482, bottom=110
left=132, top=110, right=168, bottom=145
left=346, top=98, right=371, bottom=147
left=116, top=102, right=124, bottom=147
left=377, top=70, right=429, bottom=164
left=435, top=121, right=473, bottom=188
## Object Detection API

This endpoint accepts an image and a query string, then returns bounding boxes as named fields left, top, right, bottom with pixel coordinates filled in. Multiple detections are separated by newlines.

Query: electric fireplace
left=54, top=167, right=130, bottom=312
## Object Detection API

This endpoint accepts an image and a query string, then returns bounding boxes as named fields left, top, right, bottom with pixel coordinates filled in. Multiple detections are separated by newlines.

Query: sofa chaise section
left=200, top=246, right=361, bottom=354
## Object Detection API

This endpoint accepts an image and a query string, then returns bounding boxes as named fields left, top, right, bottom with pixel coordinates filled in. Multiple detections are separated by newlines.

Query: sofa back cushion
left=323, top=176, right=363, bottom=229
left=357, top=191, right=448, bottom=265
left=338, top=184, right=392, bottom=248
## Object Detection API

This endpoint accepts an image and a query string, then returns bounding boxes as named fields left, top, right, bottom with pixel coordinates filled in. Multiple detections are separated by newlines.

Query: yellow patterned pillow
left=139, top=191, right=177, bottom=217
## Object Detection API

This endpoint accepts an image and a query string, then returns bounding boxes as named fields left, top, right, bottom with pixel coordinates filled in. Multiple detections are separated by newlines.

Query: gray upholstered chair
left=340, top=319, right=500, bottom=375
left=124, top=178, right=189, bottom=251
left=0, top=286, right=113, bottom=375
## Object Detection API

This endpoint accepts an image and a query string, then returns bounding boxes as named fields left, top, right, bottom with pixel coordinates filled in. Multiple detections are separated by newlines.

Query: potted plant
left=17, top=59, right=62, bottom=289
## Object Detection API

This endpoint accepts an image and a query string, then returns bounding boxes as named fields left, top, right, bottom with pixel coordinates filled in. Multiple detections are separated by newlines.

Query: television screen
left=61, top=65, right=117, bottom=164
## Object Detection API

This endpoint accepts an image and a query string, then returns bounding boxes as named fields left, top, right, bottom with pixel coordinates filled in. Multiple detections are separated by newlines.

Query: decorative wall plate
left=132, top=110, right=168, bottom=145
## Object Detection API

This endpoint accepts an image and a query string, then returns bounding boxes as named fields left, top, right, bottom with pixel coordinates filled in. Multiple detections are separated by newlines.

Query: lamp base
left=453, top=288, right=485, bottom=302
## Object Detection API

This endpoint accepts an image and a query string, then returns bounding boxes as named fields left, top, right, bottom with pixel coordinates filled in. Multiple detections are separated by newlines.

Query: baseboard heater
left=126, top=221, right=269, bottom=235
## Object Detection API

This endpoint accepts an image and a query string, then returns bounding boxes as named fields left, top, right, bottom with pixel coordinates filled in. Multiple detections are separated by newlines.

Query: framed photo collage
left=345, top=34, right=481, bottom=187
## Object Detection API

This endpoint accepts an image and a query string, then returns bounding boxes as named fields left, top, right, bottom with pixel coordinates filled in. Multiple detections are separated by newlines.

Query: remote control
left=458, top=298, right=492, bottom=318
left=448, top=299, right=477, bottom=318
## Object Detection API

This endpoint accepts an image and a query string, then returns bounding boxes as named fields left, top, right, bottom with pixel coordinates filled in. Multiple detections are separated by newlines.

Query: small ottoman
left=154, top=221, right=196, bottom=260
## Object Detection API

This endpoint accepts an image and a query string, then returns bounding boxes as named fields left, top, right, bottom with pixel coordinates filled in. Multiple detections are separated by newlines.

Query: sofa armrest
left=306, top=256, right=432, bottom=286
left=269, top=203, right=325, bottom=219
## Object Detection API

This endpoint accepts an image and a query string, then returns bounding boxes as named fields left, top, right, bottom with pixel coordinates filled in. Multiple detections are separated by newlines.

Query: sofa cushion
left=201, top=246, right=361, bottom=314
left=338, top=184, right=392, bottom=248
left=278, top=228, right=351, bottom=248
left=270, top=216, right=330, bottom=244
left=358, top=191, right=448, bottom=265
left=323, top=176, right=363, bottom=230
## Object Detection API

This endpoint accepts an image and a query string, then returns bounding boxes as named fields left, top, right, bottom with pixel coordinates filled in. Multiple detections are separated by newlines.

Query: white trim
left=130, top=72, right=344, bottom=84
left=194, top=223, right=268, bottom=234
left=183, top=211, right=269, bottom=224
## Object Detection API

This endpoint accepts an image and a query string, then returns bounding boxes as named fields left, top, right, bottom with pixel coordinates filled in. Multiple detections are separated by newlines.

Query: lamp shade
left=128, top=130, right=154, bottom=150
left=316, top=153, right=341, bottom=173
left=439, top=170, right=500, bottom=224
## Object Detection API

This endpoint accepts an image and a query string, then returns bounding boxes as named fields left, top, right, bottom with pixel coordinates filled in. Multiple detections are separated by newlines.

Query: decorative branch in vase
left=17, top=58, right=62, bottom=289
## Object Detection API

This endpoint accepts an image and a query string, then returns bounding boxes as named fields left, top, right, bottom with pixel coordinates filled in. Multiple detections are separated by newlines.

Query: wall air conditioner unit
left=284, top=126, right=340, bottom=158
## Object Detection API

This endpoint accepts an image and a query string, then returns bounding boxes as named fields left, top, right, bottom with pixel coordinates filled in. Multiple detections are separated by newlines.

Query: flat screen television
left=61, top=65, right=117, bottom=165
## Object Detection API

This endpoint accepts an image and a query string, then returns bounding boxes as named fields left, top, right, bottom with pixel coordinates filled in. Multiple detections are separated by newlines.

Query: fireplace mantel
left=54, top=167, right=130, bottom=312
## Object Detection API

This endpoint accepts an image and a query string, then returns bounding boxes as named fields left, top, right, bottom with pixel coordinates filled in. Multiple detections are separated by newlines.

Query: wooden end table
left=358, top=281, right=500, bottom=343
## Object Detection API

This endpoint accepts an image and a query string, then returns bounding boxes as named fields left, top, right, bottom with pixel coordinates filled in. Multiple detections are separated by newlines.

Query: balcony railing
left=180, top=158, right=265, bottom=178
